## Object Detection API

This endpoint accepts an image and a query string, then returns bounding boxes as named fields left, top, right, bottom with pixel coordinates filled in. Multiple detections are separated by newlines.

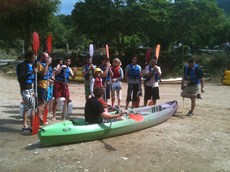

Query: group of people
left=17, top=50, right=204, bottom=131
left=17, top=51, right=77, bottom=131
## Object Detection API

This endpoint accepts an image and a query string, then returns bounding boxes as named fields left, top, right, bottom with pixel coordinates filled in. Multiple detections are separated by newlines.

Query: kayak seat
left=70, top=118, right=87, bottom=126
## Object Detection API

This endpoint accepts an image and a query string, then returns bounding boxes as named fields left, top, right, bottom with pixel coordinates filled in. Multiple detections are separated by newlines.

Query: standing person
left=16, top=50, right=36, bottom=132
left=82, top=57, right=96, bottom=101
left=35, top=52, right=52, bottom=124
left=110, top=58, right=124, bottom=108
left=90, top=68, right=104, bottom=97
left=125, top=56, right=142, bottom=109
left=181, top=58, right=204, bottom=116
left=85, top=87, right=124, bottom=124
left=52, top=57, right=76, bottom=120
left=99, top=56, right=111, bottom=102
left=143, top=58, right=161, bottom=106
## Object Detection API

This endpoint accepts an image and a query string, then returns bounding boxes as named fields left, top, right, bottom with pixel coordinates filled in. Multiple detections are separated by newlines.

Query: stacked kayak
left=222, top=70, right=230, bottom=85
left=38, top=100, right=178, bottom=146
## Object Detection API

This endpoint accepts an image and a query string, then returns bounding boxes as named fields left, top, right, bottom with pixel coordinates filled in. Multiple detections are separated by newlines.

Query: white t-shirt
left=144, top=65, right=161, bottom=87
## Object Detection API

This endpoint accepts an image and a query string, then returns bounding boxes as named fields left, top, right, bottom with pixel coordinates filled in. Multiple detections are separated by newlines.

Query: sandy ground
left=0, top=72, right=230, bottom=172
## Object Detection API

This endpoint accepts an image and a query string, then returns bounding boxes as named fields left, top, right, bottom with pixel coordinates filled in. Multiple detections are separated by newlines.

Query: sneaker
left=197, top=93, right=202, bottom=99
left=22, top=127, right=32, bottom=133
left=187, top=111, right=193, bottom=117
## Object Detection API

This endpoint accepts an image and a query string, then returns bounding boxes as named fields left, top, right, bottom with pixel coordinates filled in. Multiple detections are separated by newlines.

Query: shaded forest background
left=0, top=0, right=229, bottom=78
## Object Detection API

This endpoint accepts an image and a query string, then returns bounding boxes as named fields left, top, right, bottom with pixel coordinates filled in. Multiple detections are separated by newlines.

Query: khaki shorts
left=181, top=85, right=199, bottom=98
left=111, top=89, right=122, bottom=100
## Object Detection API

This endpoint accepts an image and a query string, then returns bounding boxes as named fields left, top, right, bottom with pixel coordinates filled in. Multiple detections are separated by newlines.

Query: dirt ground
left=0, top=72, right=230, bottom=172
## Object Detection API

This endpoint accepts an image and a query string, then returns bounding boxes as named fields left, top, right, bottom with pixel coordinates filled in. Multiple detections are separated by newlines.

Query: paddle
left=89, top=44, right=94, bottom=59
left=32, top=32, right=40, bottom=135
left=113, top=106, right=144, bottom=122
left=155, top=44, right=160, bottom=63
left=145, top=48, right=152, bottom=64
left=104, top=44, right=110, bottom=102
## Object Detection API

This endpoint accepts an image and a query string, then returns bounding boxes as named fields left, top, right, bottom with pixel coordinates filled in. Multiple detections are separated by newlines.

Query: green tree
left=0, top=0, right=60, bottom=53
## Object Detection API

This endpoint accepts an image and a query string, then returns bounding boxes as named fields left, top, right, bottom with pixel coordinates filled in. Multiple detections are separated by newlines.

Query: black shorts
left=37, top=87, right=47, bottom=103
left=152, top=87, right=160, bottom=100
left=144, top=86, right=152, bottom=101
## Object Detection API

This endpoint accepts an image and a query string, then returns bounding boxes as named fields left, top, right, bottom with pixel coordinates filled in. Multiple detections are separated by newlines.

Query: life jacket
left=111, top=66, right=120, bottom=79
left=37, top=62, right=49, bottom=80
left=99, top=65, right=110, bottom=83
left=16, top=62, right=35, bottom=84
left=128, top=64, right=140, bottom=79
left=83, top=64, right=91, bottom=79
left=48, top=66, right=53, bottom=79
left=55, top=65, right=70, bottom=82
left=94, top=77, right=103, bottom=87
left=184, top=64, right=200, bottom=85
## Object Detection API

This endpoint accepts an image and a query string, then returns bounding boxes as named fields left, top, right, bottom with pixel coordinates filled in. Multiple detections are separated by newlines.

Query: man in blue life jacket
left=52, top=57, right=77, bottom=120
left=181, top=58, right=204, bottom=116
left=125, top=56, right=142, bottom=109
left=16, top=50, right=37, bottom=132
left=82, top=57, right=96, bottom=101
left=35, top=52, right=52, bottom=124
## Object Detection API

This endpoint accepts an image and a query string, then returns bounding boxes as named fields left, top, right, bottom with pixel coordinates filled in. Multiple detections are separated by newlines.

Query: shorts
left=111, top=89, right=122, bottom=100
left=46, top=85, right=53, bottom=102
left=21, top=89, right=35, bottom=110
left=84, top=84, right=90, bottom=96
left=144, top=86, right=152, bottom=101
left=53, top=82, right=70, bottom=98
left=152, top=87, right=160, bottom=100
left=126, top=83, right=139, bottom=102
left=37, top=87, right=47, bottom=103
left=181, top=85, right=199, bottom=98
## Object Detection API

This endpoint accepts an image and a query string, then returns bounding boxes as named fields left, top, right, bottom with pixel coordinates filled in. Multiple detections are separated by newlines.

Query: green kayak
left=38, top=100, right=178, bottom=146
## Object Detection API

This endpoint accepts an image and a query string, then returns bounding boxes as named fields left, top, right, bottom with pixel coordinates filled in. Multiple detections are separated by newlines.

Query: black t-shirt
left=84, top=97, right=104, bottom=124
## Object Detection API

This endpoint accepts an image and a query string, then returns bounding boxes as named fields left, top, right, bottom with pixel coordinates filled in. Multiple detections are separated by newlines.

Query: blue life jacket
left=26, top=64, right=35, bottom=84
left=128, top=64, right=140, bottom=79
left=83, top=64, right=90, bottom=79
left=38, top=62, right=49, bottom=80
left=184, top=64, right=200, bottom=85
left=48, top=66, right=53, bottom=79
left=145, top=65, right=159, bottom=82
left=99, top=65, right=110, bottom=84
left=55, top=65, right=70, bottom=82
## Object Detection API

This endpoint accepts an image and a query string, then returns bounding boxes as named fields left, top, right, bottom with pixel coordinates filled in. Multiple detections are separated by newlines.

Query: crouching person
left=84, top=87, right=125, bottom=124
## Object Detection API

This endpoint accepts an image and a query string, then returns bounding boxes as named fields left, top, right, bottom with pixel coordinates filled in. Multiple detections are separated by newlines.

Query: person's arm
left=125, top=65, right=129, bottom=82
left=55, top=64, right=66, bottom=75
left=117, top=67, right=124, bottom=81
left=200, top=77, right=204, bottom=93
left=90, top=78, right=95, bottom=96
left=100, top=111, right=123, bottom=119
left=69, top=67, right=77, bottom=79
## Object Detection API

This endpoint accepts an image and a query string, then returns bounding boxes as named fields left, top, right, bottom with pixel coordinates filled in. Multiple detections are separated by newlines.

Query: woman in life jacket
left=110, top=58, right=124, bottom=108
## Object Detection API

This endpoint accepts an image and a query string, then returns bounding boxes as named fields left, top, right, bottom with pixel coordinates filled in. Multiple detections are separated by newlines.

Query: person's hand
left=61, top=65, right=67, bottom=68
left=201, top=88, right=205, bottom=93
left=106, top=62, right=111, bottom=67
left=181, top=85, right=186, bottom=90
left=119, top=110, right=127, bottom=117
left=46, top=57, right=52, bottom=65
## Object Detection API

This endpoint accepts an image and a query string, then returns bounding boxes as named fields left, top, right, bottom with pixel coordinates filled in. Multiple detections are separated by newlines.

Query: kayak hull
left=38, top=101, right=178, bottom=146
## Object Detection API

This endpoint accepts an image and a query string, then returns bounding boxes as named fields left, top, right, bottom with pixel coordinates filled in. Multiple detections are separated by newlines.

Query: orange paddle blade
left=106, top=44, right=109, bottom=59
left=46, top=34, right=52, bottom=54
left=155, top=44, right=160, bottom=60
left=128, top=114, right=144, bottom=122
left=43, top=106, right=48, bottom=124
left=32, top=114, right=40, bottom=135
left=32, top=32, right=40, bottom=56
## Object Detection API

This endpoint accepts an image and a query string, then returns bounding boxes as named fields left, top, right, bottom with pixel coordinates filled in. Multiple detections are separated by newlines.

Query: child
left=90, top=68, right=104, bottom=97
left=110, top=58, right=124, bottom=108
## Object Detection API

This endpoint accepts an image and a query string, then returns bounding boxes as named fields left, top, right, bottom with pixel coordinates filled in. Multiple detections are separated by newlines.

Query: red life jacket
left=94, top=77, right=103, bottom=87
left=111, top=66, right=120, bottom=79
